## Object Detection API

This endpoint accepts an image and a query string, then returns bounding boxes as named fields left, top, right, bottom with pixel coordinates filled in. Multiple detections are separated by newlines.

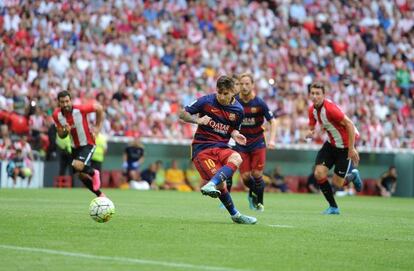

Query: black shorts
left=315, top=142, right=352, bottom=178
left=72, top=145, right=96, bottom=166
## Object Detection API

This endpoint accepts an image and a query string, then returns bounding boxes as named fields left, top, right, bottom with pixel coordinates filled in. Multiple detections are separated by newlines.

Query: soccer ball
left=89, top=197, right=115, bottom=223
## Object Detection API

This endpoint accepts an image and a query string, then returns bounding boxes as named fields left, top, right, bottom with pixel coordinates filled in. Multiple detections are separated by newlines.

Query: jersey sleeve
left=185, top=97, right=206, bottom=115
left=308, top=106, right=316, bottom=127
left=260, top=99, right=274, bottom=121
left=79, top=103, right=96, bottom=114
left=327, top=102, right=345, bottom=123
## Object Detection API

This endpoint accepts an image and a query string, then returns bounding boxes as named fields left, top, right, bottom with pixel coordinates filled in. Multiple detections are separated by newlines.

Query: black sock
left=245, top=177, right=255, bottom=198
left=80, top=177, right=101, bottom=197
left=319, top=181, right=338, bottom=208
left=82, top=165, right=95, bottom=177
left=254, top=176, right=265, bottom=205
left=226, top=178, right=233, bottom=193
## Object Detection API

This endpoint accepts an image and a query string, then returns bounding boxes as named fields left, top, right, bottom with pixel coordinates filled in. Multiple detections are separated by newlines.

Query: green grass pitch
left=0, top=189, right=413, bottom=271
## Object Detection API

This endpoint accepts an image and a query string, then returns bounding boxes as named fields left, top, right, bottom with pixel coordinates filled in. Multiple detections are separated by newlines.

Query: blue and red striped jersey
left=185, top=94, right=244, bottom=159
left=234, top=95, right=274, bottom=152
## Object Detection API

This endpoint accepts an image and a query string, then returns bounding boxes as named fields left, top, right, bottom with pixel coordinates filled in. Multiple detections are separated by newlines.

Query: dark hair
left=57, top=90, right=71, bottom=100
left=231, top=74, right=240, bottom=81
left=309, top=82, right=326, bottom=94
left=216, top=75, right=234, bottom=92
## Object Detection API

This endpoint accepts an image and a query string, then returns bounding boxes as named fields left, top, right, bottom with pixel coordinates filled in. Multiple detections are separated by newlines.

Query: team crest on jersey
left=229, top=113, right=236, bottom=121
left=251, top=107, right=257, bottom=113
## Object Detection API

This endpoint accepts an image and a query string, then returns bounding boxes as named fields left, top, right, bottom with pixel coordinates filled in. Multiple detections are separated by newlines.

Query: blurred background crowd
left=1, top=0, right=414, bottom=163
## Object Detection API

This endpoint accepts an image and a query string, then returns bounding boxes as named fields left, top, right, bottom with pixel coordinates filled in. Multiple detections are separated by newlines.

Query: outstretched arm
left=179, top=109, right=210, bottom=125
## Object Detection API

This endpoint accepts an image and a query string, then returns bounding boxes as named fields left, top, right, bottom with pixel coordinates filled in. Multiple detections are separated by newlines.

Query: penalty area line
left=0, top=244, right=248, bottom=271
left=267, top=224, right=295, bottom=228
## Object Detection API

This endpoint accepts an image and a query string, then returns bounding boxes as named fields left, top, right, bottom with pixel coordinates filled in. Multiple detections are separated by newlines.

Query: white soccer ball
left=89, top=197, right=115, bottom=223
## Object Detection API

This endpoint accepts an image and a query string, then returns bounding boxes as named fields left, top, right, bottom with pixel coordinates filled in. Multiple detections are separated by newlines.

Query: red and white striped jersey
left=53, top=104, right=96, bottom=148
left=308, top=99, right=358, bottom=148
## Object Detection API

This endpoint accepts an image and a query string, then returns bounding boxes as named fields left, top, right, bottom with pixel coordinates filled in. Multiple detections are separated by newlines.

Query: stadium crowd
left=1, top=0, right=414, bottom=161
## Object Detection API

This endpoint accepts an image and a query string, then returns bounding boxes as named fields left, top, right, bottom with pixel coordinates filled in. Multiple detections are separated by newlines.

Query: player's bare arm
left=179, top=109, right=210, bottom=125
left=93, top=102, right=105, bottom=137
left=340, top=116, right=360, bottom=166
left=267, top=118, right=277, bottom=149
left=231, top=130, right=246, bottom=146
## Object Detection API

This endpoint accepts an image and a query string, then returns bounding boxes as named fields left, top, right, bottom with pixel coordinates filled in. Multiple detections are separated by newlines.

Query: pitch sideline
left=0, top=244, right=248, bottom=271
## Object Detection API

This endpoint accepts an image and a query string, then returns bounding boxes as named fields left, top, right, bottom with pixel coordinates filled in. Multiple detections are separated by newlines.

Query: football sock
left=219, top=189, right=238, bottom=216
left=210, top=162, right=237, bottom=186
left=226, top=178, right=233, bottom=193
left=319, top=180, right=338, bottom=208
left=243, top=176, right=255, bottom=200
left=82, top=165, right=95, bottom=177
left=80, top=176, right=102, bottom=197
left=254, top=176, right=265, bottom=204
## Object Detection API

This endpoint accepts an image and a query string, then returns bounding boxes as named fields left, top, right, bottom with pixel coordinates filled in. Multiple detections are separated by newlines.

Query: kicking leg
left=201, top=152, right=242, bottom=198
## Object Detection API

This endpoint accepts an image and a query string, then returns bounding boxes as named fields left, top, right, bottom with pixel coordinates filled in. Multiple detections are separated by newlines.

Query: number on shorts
left=204, top=159, right=216, bottom=170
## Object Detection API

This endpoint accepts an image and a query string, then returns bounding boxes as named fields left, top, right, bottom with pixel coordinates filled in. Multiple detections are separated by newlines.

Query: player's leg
left=72, top=146, right=103, bottom=196
left=239, top=152, right=256, bottom=208
left=250, top=148, right=266, bottom=211
left=78, top=172, right=104, bottom=197
left=342, top=158, right=363, bottom=192
left=226, top=178, right=233, bottom=193
left=314, top=143, right=338, bottom=214
left=77, top=145, right=101, bottom=190
left=200, top=149, right=242, bottom=198
left=193, top=151, right=256, bottom=224
left=333, top=151, right=363, bottom=195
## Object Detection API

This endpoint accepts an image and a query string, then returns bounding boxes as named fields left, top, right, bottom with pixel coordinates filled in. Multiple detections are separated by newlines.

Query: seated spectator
left=377, top=166, right=398, bottom=197
left=164, top=160, right=192, bottom=192
left=123, top=138, right=144, bottom=185
left=7, top=148, right=33, bottom=187
left=140, top=162, right=158, bottom=190
left=154, top=160, right=166, bottom=189
left=268, top=166, right=289, bottom=193
left=185, top=161, right=202, bottom=191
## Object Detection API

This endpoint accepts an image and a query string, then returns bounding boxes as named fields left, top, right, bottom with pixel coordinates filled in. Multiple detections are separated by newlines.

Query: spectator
left=377, top=166, right=398, bottom=197
left=185, top=161, right=202, bottom=191
left=6, top=148, right=33, bottom=187
left=268, top=166, right=289, bottom=193
left=164, top=160, right=192, bottom=192
left=123, top=137, right=144, bottom=185
left=154, top=160, right=166, bottom=189
left=56, top=134, right=72, bottom=177
left=0, top=0, right=413, bottom=150
left=140, top=162, right=158, bottom=190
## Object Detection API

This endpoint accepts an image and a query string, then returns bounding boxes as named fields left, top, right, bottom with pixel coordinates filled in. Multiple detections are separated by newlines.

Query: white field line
left=267, top=224, right=295, bottom=228
left=0, top=244, right=248, bottom=271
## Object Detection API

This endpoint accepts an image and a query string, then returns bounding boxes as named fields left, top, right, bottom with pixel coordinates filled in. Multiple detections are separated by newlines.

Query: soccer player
left=306, top=82, right=363, bottom=214
left=179, top=75, right=257, bottom=224
left=53, top=91, right=105, bottom=197
left=235, top=73, right=277, bottom=212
